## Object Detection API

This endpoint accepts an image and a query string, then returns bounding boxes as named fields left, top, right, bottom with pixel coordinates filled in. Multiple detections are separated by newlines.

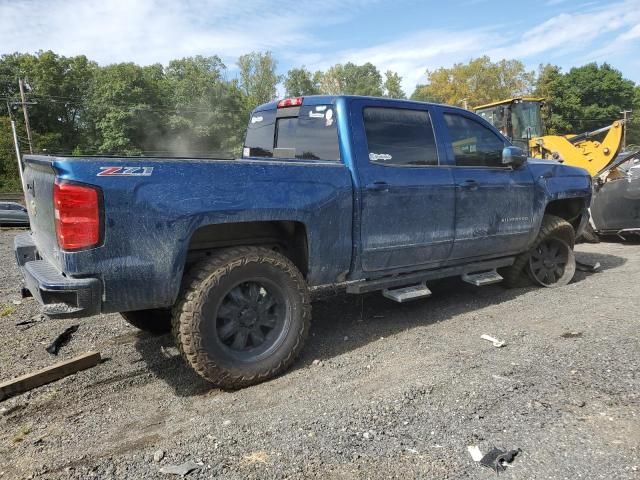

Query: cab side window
left=363, top=107, right=438, bottom=167
left=444, top=113, right=505, bottom=168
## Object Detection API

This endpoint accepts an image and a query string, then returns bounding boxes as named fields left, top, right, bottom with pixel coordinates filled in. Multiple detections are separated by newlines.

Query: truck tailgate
left=22, top=156, right=60, bottom=268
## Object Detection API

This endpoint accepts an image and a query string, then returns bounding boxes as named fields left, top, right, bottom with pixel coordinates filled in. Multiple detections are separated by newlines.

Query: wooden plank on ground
left=0, top=351, right=101, bottom=402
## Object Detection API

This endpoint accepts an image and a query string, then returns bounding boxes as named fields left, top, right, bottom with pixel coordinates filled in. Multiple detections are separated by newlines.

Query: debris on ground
left=480, top=334, right=506, bottom=348
left=479, top=447, right=522, bottom=473
left=153, top=449, right=165, bottom=462
left=46, top=325, right=79, bottom=355
left=159, top=461, right=202, bottom=476
left=15, top=314, right=47, bottom=330
left=576, top=260, right=601, bottom=272
left=0, top=404, right=26, bottom=417
left=467, top=445, right=484, bottom=462
left=0, top=352, right=100, bottom=402
left=561, top=331, right=583, bottom=339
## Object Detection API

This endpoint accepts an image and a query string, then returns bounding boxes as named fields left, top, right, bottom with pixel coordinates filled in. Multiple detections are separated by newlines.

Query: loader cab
left=474, top=98, right=545, bottom=153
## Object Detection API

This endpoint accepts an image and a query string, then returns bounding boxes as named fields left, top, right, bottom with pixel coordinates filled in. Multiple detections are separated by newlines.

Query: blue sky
left=1, top=0, right=639, bottom=93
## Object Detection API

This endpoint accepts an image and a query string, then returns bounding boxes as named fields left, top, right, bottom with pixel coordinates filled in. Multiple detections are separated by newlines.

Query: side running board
left=382, top=283, right=432, bottom=303
left=346, top=257, right=514, bottom=295
left=462, top=270, right=503, bottom=286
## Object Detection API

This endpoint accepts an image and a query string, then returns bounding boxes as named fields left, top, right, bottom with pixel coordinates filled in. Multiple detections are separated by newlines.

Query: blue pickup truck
left=15, top=95, right=591, bottom=387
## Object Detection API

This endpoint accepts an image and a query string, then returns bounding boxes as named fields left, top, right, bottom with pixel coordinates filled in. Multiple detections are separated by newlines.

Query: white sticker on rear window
left=251, top=115, right=263, bottom=124
left=309, top=111, right=324, bottom=118
left=369, top=153, right=393, bottom=162
left=315, top=105, right=327, bottom=112
left=325, top=109, right=334, bottom=126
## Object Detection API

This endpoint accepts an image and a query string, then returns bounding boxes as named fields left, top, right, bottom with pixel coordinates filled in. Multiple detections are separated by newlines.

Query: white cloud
left=486, top=1, right=640, bottom=61
left=0, top=0, right=374, bottom=67
left=1, top=0, right=639, bottom=94
left=293, top=28, right=498, bottom=93
left=294, top=0, right=640, bottom=92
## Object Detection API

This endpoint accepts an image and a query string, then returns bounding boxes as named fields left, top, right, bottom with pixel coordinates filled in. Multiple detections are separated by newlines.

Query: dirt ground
left=0, top=228, right=638, bottom=479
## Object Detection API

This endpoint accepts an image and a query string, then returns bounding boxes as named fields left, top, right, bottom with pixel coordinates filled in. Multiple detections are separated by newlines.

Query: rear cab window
left=243, top=101, right=340, bottom=161
left=363, top=107, right=438, bottom=167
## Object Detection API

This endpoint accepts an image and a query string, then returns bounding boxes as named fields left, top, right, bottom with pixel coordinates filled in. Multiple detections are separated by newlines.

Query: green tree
left=541, top=62, right=635, bottom=135
left=0, top=51, right=97, bottom=154
left=163, top=55, right=242, bottom=155
left=237, top=51, right=280, bottom=108
left=284, top=67, right=320, bottom=97
left=319, top=64, right=344, bottom=94
left=411, top=56, right=535, bottom=108
left=86, top=62, right=167, bottom=154
left=0, top=117, right=21, bottom=191
left=319, top=62, right=383, bottom=96
left=534, top=64, right=565, bottom=133
left=383, top=70, right=405, bottom=99
left=626, top=86, right=640, bottom=147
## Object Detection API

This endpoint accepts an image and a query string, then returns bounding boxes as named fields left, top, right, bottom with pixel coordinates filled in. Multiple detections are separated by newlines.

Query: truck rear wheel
left=172, top=247, right=310, bottom=389
left=502, top=214, right=576, bottom=288
left=121, top=309, right=172, bottom=334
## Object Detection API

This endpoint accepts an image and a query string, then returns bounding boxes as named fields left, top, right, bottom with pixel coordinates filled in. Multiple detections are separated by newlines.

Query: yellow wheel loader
left=474, top=98, right=640, bottom=239
left=474, top=97, right=625, bottom=177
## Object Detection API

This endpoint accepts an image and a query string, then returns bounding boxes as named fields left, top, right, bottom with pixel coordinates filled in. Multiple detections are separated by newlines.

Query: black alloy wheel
left=527, top=237, right=576, bottom=287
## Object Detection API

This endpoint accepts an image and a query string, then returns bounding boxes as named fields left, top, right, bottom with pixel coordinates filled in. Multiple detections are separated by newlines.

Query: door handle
left=370, top=181, right=390, bottom=193
left=461, top=179, right=479, bottom=190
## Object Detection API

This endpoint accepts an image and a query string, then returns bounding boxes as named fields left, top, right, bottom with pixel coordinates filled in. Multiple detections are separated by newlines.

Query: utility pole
left=18, top=78, right=34, bottom=153
left=620, top=109, right=632, bottom=151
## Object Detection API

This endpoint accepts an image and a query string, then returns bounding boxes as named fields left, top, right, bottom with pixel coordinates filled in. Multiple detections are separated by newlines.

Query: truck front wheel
left=172, top=247, right=310, bottom=389
left=502, top=214, right=576, bottom=288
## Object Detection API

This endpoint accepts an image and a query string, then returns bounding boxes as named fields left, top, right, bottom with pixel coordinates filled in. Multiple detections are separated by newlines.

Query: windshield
left=475, top=106, right=507, bottom=136
left=511, top=101, right=544, bottom=139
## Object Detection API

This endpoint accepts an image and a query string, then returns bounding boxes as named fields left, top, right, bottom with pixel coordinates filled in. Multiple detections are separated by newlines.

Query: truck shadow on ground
left=133, top=250, right=626, bottom=397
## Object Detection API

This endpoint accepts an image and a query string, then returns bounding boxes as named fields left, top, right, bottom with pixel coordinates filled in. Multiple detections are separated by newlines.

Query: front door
left=352, top=100, right=456, bottom=273
left=440, top=110, right=535, bottom=260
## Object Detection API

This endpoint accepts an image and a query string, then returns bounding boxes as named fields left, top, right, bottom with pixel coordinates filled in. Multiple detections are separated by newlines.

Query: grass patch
left=12, top=425, right=31, bottom=443
left=0, top=304, right=16, bottom=317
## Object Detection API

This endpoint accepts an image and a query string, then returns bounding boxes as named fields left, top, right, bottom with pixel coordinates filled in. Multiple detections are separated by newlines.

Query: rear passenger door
left=351, top=99, right=456, bottom=273
left=440, top=109, right=535, bottom=260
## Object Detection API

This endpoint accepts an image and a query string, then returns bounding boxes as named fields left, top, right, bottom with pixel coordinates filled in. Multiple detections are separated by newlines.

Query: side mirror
left=502, top=146, right=527, bottom=168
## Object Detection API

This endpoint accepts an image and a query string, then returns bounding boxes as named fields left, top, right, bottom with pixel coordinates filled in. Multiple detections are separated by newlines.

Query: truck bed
left=20, top=154, right=354, bottom=314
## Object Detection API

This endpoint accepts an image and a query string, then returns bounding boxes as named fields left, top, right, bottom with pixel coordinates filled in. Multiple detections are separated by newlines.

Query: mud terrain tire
left=172, top=247, right=310, bottom=389
left=502, top=214, right=576, bottom=288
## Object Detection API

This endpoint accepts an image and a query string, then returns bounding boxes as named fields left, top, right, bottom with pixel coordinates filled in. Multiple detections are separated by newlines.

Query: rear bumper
left=14, top=233, right=101, bottom=318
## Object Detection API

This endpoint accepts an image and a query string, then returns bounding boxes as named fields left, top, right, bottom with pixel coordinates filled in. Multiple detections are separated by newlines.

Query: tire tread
left=172, top=247, right=310, bottom=389
left=502, top=214, right=575, bottom=288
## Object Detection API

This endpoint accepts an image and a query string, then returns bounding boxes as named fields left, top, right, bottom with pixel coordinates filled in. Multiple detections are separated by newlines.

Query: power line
left=18, top=79, right=34, bottom=153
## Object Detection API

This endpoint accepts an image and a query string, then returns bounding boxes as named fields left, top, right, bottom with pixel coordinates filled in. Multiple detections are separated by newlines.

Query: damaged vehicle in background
left=0, top=201, right=29, bottom=227
left=15, top=95, right=591, bottom=388
left=474, top=98, right=640, bottom=241
left=590, top=155, right=640, bottom=240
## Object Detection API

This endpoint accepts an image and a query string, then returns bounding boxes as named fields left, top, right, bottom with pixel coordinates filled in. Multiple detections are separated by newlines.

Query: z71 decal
left=97, top=166, right=154, bottom=177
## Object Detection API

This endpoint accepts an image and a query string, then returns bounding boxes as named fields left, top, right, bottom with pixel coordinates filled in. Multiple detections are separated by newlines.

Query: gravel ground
left=0, top=228, right=638, bottom=479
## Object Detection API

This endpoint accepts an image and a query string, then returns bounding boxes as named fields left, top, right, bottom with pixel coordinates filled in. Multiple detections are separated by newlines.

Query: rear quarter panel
left=41, top=157, right=353, bottom=313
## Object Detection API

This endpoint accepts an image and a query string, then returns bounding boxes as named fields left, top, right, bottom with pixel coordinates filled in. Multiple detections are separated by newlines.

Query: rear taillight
left=53, top=180, right=101, bottom=250
left=277, top=97, right=303, bottom=108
